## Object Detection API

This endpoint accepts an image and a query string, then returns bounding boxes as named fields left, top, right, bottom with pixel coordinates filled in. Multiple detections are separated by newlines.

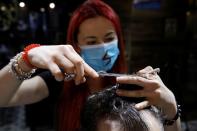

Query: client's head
left=80, top=85, right=164, bottom=131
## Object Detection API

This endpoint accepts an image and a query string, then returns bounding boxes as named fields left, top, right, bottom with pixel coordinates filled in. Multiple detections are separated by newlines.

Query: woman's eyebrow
left=104, top=31, right=116, bottom=37
left=84, top=36, right=97, bottom=40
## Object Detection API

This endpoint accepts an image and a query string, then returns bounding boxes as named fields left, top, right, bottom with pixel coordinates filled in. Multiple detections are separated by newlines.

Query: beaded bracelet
left=163, top=104, right=181, bottom=126
left=9, top=52, right=36, bottom=81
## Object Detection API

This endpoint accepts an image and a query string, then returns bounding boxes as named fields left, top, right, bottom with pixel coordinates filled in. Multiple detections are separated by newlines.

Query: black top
left=38, top=70, right=63, bottom=101
left=25, top=70, right=63, bottom=130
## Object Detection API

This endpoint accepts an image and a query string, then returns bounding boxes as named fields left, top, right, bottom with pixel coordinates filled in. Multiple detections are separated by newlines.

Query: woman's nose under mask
left=80, top=39, right=119, bottom=71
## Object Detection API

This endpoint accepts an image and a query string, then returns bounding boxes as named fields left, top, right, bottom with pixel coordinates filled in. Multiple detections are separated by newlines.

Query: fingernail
left=75, top=81, right=80, bottom=85
left=56, top=76, right=63, bottom=81
left=116, top=90, right=122, bottom=95
left=94, top=72, right=99, bottom=78
left=82, top=77, right=86, bottom=83
left=135, top=104, right=141, bottom=110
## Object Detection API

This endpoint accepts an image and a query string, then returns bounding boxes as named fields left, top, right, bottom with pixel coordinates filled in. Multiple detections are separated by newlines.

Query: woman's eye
left=86, top=41, right=97, bottom=45
left=104, top=37, right=115, bottom=43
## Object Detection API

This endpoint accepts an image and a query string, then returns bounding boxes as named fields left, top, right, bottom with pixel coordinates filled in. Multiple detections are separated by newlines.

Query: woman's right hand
left=27, top=45, right=98, bottom=84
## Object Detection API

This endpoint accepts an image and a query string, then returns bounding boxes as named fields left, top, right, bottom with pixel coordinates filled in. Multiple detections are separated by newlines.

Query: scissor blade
left=97, top=71, right=127, bottom=77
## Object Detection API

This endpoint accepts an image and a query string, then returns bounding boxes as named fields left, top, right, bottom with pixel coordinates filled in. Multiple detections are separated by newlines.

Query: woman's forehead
left=78, top=16, right=116, bottom=38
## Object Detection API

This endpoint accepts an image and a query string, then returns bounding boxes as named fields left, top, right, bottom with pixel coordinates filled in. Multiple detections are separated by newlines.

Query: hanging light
left=19, top=2, right=25, bottom=8
left=40, top=7, right=45, bottom=12
left=49, top=2, right=55, bottom=9
left=1, top=6, right=6, bottom=11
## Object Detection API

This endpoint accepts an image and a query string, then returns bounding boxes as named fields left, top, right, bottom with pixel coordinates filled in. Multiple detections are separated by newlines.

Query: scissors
left=64, top=71, right=127, bottom=81
left=64, top=68, right=160, bottom=81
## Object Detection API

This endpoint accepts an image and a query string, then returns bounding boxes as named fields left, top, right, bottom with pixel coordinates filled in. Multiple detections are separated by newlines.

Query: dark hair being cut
left=80, top=85, right=163, bottom=131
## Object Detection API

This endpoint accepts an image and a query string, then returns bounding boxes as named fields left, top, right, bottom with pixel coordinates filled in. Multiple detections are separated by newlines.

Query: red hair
left=67, top=0, right=127, bottom=73
left=57, top=0, right=128, bottom=131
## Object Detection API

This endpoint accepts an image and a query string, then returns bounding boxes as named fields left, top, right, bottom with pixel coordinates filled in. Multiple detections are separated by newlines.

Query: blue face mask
left=80, top=40, right=119, bottom=72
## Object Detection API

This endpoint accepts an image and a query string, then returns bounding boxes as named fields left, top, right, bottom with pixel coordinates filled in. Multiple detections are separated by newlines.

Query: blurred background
left=0, top=0, right=197, bottom=131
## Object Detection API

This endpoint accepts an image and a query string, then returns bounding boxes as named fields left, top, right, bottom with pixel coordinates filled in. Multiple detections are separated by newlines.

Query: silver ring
left=64, top=73, right=75, bottom=81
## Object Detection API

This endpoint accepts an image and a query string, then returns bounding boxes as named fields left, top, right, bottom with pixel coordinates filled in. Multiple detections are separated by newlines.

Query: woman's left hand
left=116, top=66, right=177, bottom=119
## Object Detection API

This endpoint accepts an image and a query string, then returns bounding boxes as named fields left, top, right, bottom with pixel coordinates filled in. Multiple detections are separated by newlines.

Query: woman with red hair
left=0, top=0, right=181, bottom=131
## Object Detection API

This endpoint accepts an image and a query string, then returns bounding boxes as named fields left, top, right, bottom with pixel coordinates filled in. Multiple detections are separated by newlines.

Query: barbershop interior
left=0, top=0, right=197, bottom=131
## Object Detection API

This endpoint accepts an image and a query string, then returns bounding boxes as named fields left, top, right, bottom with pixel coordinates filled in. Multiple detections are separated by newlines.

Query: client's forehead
left=140, top=110, right=164, bottom=131
left=97, top=119, right=123, bottom=131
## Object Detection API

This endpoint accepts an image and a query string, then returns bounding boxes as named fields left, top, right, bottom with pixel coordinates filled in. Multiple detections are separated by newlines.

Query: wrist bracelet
left=9, top=52, right=36, bottom=81
left=163, top=104, right=181, bottom=126
left=22, top=43, right=40, bottom=68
